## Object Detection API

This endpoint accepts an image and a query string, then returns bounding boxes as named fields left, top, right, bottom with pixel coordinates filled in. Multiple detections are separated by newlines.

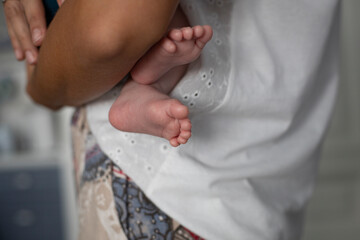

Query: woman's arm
left=27, top=0, right=179, bottom=109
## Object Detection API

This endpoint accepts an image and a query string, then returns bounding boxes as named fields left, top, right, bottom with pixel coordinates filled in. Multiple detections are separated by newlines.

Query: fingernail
left=15, top=49, right=23, bottom=60
left=25, top=51, right=36, bottom=64
left=57, top=0, right=64, bottom=6
left=32, top=28, right=42, bottom=44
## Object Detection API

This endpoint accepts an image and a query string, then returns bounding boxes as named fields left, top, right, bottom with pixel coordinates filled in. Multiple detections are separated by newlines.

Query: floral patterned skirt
left=71, top=107, right=204, bottom=240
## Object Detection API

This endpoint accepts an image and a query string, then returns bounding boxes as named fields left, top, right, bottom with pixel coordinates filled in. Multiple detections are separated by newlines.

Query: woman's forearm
left=27, top=0, right=179, bottom=109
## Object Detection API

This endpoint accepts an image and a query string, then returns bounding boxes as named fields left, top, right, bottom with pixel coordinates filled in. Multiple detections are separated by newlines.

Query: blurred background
left=303, top=1, right=360, bottom=239
left=0, top=1, right=359, bottom=240
left=0, top=3, right=77, bottom=239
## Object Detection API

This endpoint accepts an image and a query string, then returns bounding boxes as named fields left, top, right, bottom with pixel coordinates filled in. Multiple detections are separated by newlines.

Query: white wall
left=303, top=1, right=360, bottom=239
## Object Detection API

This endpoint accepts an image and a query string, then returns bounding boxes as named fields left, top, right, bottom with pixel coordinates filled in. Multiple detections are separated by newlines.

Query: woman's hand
left=3, top=0, right=47, bottom=64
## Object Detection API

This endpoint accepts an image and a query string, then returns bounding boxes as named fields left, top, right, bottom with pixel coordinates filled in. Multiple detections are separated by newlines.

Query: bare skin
left=109, top=25, right=213, bottom=147
left=25, top=0, right=180, bottom=109
left=131, top=25, right=212, bottom=85
left=21, top=0, right=212, bottom=147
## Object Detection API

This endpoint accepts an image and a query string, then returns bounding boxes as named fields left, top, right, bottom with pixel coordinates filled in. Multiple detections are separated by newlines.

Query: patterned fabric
left=71, top=107, right=204, bottom=240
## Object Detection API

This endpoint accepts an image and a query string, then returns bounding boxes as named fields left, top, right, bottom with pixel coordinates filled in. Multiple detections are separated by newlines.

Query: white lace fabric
left=87, top=0, right=233, bottom=183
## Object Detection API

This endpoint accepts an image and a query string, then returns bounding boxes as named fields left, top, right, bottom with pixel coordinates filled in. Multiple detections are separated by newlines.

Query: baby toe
left=177, top=136, right=188, bottom=144
left=161, top=37, right=177, bottom=53
left=193, top=25, right=205, bottom=38
left=179, top=130, right=191, bottom=140
left=168, top=29, right=183, bottom=41
left=182, top=27, right=194, bottom=40
left=196, top=25, right=213, bottom=48
left=170, top=138, right=180, bottom=147
left=180, top=119, right=192, bottom=131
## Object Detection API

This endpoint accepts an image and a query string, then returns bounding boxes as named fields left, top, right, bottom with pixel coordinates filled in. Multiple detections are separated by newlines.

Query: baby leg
left=109, top=26, right=212, bottom=146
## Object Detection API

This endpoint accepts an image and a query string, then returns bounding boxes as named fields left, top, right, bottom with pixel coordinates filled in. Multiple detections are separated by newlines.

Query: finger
left=21, top=0, right=47, bottom=46
left=6, top=22, right=25, bottom=60
left=4, top=0, right=38, bottom=64
left=26, top=62, right=35, bottom=82
left=57, top=0, right=64, bottom=7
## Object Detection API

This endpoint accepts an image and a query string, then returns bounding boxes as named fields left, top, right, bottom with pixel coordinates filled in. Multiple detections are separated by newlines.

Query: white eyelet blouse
left=87, top=0, right=340, bottom=239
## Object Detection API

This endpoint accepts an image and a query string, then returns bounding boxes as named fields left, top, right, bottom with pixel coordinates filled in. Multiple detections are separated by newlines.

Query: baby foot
left=149, top=98, right=192, bottom=147
left=131, top=25, right=213, bottom=85
left=109, top=81, right=191, bottom=147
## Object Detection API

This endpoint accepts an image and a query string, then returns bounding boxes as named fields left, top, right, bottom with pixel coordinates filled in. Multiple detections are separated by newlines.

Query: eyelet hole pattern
left=192, top=91, right=200, bottom=98
left=201, top=72, right=207, bottom=81
left=161, top=144, right=170, bottom=152
left=183, top=94, right=190, bottom=101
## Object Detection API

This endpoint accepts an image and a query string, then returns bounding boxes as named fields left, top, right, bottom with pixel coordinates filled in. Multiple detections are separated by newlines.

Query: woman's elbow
left=26, top=82, right=63, bottom=111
